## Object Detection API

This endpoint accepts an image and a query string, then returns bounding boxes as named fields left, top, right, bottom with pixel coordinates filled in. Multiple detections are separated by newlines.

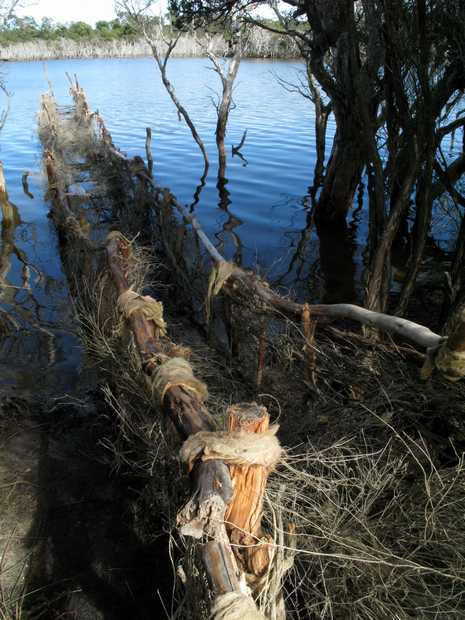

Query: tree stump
left=224, top=402, right=272, bottom=583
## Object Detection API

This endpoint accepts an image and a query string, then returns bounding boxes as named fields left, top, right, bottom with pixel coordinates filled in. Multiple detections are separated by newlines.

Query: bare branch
left=0, top=79, right=11, bottom=132
left=117, top=0, right=209, bottom=178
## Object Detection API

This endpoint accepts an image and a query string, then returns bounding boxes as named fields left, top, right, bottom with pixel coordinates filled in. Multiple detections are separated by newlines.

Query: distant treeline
left=0, top=17, right=139, bottom=43
left=0, top=16, right=300, bottom=61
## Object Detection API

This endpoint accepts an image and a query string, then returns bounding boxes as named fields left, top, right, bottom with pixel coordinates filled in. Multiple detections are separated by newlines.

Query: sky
left=16, top=0, right=273, bottom=26
left=16, top=0, right=167, bottom=25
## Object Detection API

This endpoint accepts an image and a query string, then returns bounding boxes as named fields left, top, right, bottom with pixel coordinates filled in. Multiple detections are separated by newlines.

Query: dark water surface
left=0, top=56, right=342, bottom=392
left=0, top=56, right=460, bottom=392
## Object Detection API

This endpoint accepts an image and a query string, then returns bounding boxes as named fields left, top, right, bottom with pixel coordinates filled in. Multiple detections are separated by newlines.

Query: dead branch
left=118, top=1, right=209, bottom=180
left=197, top=28, right=243, bottom=178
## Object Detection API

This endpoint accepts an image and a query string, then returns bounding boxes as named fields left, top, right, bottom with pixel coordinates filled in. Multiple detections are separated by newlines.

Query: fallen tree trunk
left=105, top=234, right=252, bottom=600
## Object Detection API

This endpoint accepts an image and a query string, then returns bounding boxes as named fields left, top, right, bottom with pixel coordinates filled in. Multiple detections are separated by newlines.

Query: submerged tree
left=170, top=0, right=465, bottom=319
left=198, top=25, right=243, bottom=179
left=189, top=17, right=246, bottom=260
left=116, top=0, right=210, bottom=180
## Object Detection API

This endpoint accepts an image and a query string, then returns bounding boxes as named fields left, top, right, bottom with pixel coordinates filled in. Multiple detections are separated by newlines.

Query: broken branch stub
left=224, top=403, right=281, bottom=585
left=435, top=309, right=465, bottom=381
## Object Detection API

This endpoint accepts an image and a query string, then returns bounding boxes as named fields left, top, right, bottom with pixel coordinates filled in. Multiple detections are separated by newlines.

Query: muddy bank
left=0, top=389, right=173, bottom=619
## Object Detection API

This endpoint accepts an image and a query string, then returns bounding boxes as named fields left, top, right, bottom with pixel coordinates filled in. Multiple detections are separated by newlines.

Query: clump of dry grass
left=73, top=263, right=465, bottom=619
left=38, top=93, right=98, bottom=159
left=0, top=533, right=29, bottom=620
left=262, top=426, right=465, bottom=619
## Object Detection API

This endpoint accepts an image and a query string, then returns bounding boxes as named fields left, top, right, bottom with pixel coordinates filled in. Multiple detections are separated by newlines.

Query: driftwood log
left=106, top=235, right=269, bottom=614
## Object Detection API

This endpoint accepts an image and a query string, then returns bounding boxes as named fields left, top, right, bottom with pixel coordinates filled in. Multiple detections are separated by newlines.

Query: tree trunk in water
left=441, top=212, right=465, bottom=325
left=316, top=216, right=357, bottom=304
left=215, top=48, right=241, bottom=181
left=312, top=95, right=331, bottom=193
left=303, top=60, right=331, bottom=194
left=365, top=141, right=418, bottom=312
left=395, top=150, right=434, bottom=316
left=315, top=110, right=365, bottom=224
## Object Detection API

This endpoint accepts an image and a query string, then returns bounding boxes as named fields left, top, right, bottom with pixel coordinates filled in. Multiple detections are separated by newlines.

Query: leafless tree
left=269, top=3, right=331, bottom=192
left=274, top=60, right=331, bottom=193
left=197, top=28, right=243, bottom=179
left=0, top=0, right=26, bottom=28
left=166, top=0, right=465, bottom=320
left=116, top=0, right=209, bottom=179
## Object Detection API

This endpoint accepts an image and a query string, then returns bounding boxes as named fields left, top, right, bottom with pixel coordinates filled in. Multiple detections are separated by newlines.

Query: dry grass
left=0, top=537, right=28, bottom=620
left=264, top=433, right=465, bottom=618
left=74, top=238, right=465, bottom=619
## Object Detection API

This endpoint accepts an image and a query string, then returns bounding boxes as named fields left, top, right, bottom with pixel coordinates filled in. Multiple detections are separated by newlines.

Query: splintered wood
left=225, top=403, right=273, bottom=581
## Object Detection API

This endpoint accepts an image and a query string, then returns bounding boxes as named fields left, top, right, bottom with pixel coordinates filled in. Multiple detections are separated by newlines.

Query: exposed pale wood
left=225, top=403, right=272, bottom=581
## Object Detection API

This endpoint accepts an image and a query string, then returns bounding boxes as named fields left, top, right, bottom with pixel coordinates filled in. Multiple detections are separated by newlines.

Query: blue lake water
left=0, top=56, right=341, bottom=393
left=4, top=56, right=346, bottom=285
left=0, top=55, right=453, bottom=391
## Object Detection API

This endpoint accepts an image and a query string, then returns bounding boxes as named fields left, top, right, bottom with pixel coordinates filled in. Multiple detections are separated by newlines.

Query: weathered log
left=105, top=234, right=260, bottom=608
left=40, top=88, right=267, bottom=615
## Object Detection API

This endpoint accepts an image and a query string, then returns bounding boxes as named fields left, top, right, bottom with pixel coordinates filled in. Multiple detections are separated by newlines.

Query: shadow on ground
left=1, top=394, right=173, bottom=619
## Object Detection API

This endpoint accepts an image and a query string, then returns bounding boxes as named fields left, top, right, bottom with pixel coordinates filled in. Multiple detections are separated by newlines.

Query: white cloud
left=17, top=0, right=142, bottom=25
left=17, top=0, right=274, bottom=26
